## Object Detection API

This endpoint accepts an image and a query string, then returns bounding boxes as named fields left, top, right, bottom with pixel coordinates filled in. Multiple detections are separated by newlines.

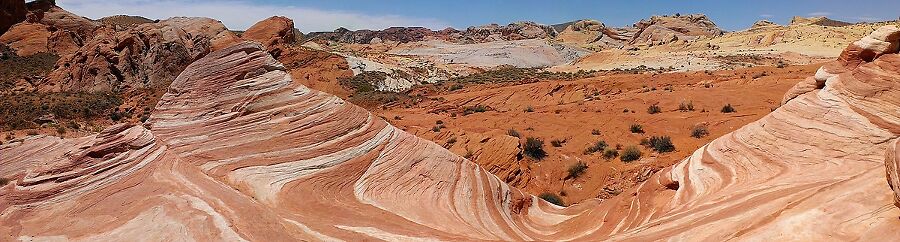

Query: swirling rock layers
left=2, top=25, right=899, bottom=240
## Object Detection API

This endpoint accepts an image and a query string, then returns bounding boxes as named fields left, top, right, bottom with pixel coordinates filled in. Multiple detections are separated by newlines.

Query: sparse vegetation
left=523, top=137, right=546, bottom=160
left=678, top=101, right=694, bottom=112
left=0, top=45, right=59, bottom=91
left=448, top=83, right=464, bottom=91
left=630, top=124, right=644, bottom=134
left=584, top=140, right=608, bottom=154
left=507, top=129, right=521, bottom=138
left=646, top=136, right=675, bottom=153
left=591, top=129, right=600, bottom=135
left=620, top=146, right=642, bottom=162
left=463, top=105, right=489, bottom=115
left=539, top=192, right=565, bottom=206
left=0, top=177, right=9, bottom=186
left=647, top=104, right=661, bottom=114
left=691, top=124, right=710, bottom=138
left=447, top=66, right=594, bottom=84
left=524, top=106, right=534, bottom=112
left=721, top=104, right=736, bottom=113
left=550, top=138, right=566, bottom=147
left=0, top=92, right=122, bottom=130
left=566, top=161, right=588, bottom=179
left=602, top=149, right=618, bottom=159
left=431, top=124, right=444, bottom=132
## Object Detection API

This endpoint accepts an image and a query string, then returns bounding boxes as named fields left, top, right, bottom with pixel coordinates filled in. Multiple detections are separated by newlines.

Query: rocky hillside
left=1, top=25, right=898, bottom=240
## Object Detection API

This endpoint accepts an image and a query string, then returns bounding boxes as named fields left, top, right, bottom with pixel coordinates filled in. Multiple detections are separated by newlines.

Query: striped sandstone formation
left=1, top=25, right=898, bottom=240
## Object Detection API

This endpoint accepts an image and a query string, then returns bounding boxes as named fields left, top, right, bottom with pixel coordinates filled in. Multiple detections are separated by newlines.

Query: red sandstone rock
left=0, top=0, right=26, bottom=35
left=0, top=22, right=49, bottom=56
left=1, top=27, right=898, bottom=240
left=242, top=16, right=296, bottom=52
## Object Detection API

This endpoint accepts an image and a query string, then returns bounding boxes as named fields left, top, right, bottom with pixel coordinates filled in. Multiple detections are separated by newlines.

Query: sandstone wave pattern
left=2, top=25, right=899, bottom=241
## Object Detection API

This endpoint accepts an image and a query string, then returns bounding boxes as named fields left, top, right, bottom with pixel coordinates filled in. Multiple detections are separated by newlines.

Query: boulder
left=0, top=22, right=50, bottom=56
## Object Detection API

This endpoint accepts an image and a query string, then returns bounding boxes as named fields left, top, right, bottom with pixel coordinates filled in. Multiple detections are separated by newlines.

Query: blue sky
left=60, top=0, right=899, bottom=32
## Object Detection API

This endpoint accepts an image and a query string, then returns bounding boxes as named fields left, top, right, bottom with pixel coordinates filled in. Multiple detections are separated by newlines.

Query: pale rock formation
left=750, top=19, right=778, bottom=29
left=791, top=16, right=852, bottom=27
left=631, top=14, right=723, bottom=46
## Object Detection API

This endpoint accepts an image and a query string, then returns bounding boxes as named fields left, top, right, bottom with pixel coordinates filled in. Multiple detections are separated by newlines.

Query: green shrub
left=538, top=192, right=565, bottom=206
left=721, top=104, right=736, bottom=113
left=584, top=140, right=608, bottom=154
left=431, top=124, right=444, bottom=132
left=621, top=146, right=642, bottom=162
left=647, top=104, right=661, bottom=114
left=602, top=149, right=619, bottom=159
left=448, top=83, right=464, bottom=91
left=646, top=136, right=675, bottom=153
left=630, top=124, right=644, bottom=134
left=523, top=137, right=546, bottom=160
left=678, top=101, right=694, bottom=112
left=507, top=129, right=520, bottom=138
left=691, top=124, right=709, bottom=138
left=567, top=161, right=588, bottom=179
left=463, top=105, right=488, bottom=115
left=550, top=138, right=565, bottom=147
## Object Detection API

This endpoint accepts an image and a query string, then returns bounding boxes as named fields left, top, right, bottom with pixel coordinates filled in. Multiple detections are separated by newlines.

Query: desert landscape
left=1, top=0, right=899, bottom=241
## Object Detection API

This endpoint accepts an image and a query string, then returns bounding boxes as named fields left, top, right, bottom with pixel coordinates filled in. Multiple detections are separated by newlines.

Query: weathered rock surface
left=0, top=22, right=49, bottom=56
left=751, top=19, right=779, bottom=29
left=631, top=14, right=723, bottom=46
left=2, top=26, right=898, bottom=240
left=791, top=16, right=853, bottom=27
left=44, top=17, right=240, bottom=92
left=242, top=16, right=297, bottom=56
left=556, top=19, right=634, bottom=49
left=0, top=0, right=26, bottom=35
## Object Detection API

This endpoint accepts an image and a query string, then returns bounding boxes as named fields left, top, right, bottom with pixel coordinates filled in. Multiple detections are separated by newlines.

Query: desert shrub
left=340, top=71, right=385, bottom=93
left=538, top=192, right=565, bottom=206
left=435, top=120, right=443, bottom=125
left=393, top=116, right=402, bottom=120
left=550, top=138, right=566, bottom=147
left=567, top=161, right=588, bottom=179
left=647, top=104, right=661, bottom=114
left=448, top=83, right=464, bottom=91
left=447, top=137, right=457, bottom=144
left=523, top=137, right=546, bottom=160
left=56, top=126, right=66, bottom=135
left=591, top=129, right=600, bottom=135
left=464, top=150, right=474, bottom=159
left=431, top=124, right=444, bottom=132
left=463, top=105, right=488, bottom=115
left=447, top=66, right=593, bottom=84
left=507, top=129, right=520, bottom=138
left=584, top=140, right=608, bottom=154
left=0, top=177, right=9, bottom=186
left=646, top=136, right=675, bottom=153
left=621, top=146, right=642, bottom=162
left=602, top=149, right=619, bottom=159
left=524, top=106, right=534, bottom=112
left=691, top=124, right=709, bottom=138
left=678, top=101, right=694, bottom=112
left=630, top=124, right=644, bottom=133
left=721, top=104, right=736, bottom=113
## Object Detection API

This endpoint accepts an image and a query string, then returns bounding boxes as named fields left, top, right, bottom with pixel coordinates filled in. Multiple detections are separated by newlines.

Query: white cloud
left=806, top=12, right=832, bottom=16
left=57, top=0, right=451, bottom=32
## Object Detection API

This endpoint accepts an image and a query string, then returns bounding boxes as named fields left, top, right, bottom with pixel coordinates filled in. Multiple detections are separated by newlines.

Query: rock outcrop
left=0, top=22, right=50, bottom=56
left=791, top=16, right=852, bottom=27
left=556, top=19, right=635, bottom=49
left=751, top=19, right=778, bottom=29
left=0, top=0, right=26, bottom=35
left=458, top=21, right=557, bottom=43
left=2, top=26, right=898, bottom=240
left=44, top=17, right=240, bottom=92
left=306, top=26, right=452, bottom=44
left=242, top=16, right=297, bottom=56
left=631, top=14, right=723, bottom=46
left=0, top=0, right=100, bottom=56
